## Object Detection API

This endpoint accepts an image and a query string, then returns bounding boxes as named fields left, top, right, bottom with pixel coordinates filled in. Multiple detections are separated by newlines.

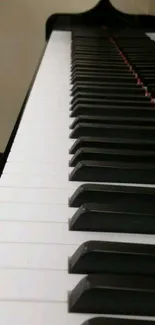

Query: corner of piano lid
left=45, top=0, right=102, bottom=41
left=45, top=0, right=155, bottom=41
left=45, top=0, right=125, bottom=41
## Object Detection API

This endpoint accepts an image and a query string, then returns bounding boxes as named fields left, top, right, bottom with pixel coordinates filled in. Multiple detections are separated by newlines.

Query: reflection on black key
left=72, top=74, right=136, bottom=84
left=69, top=160, right=155, bottom=184
left=72, top=55, right=121, bottom=62
left=70, top=104, right=155, bottom=118
left=71, top=71, right=133, bottom=81
left=69, top=203, right=155, bottom=233
left=69, top=148, right=155, bottom=167
left=70, top=115, right=155, bottom=129
left=71, top=91, right=149, bottom=103
left=69, top=123, right=155, bottom=139
left=72, top=67, right=130, bottom=76
left=69, top=137, right=155, bottom=154
left=71, top=98, right=152, bottom=111
left=71, top=85, right=145, bottom=98
left=69, top=183, right=155, bottom=212
left=82, top=318, right=153, bottom=325
left=72, top=81, right=142, bottom=90
left=69, top=274, right=155, bottom=315
left=69, top=241, right=155, bottom=274
left=72, top=60, right=123, bottom=68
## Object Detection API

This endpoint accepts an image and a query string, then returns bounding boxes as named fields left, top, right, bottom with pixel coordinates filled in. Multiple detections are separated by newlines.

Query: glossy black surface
left=69, top=274, right=155, bottom=315
left=69, top=160, right=155, bottom=184
left=69, top=183, right=155, bottom=211
left=82, top=318, right=155, bottom=325
left=69, top=240, right=155, bottom=274
left=69, top=203, right=155, bottom=233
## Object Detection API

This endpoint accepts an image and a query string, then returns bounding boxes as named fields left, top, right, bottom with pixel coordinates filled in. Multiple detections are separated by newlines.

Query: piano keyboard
left=1, top=27, right=155, bottom=324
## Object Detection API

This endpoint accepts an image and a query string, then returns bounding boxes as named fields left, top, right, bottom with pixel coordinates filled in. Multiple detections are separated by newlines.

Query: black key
left=70, top=103, right=155, bottom=118
left=69, top=274, right=155, bottom=315
left=72, top=36, right=111, bottom=41
left=70, top=115, right=155, bottom=129
left=118, top=50, right=155, bottom=55
left=69, top=123, right=155, bottom=139
left=128, top=59, right=155, bottom=64
left=71, top=67, right=130, bottom=76
left=70, top=136, right=155, bottom=154
left=71, top=61, right=127, bottom=69
left=72, top=40, right=113, bottom=46
left=82, top=318, right=153, bottom=325
left=69, top=203, right=155, bottom=233
left=117, top=42, right=152, bottom=46
left=69, top=148, right=155, bottom=166
left=69, top=241, right=155, bottom=274
left=71, top=70, right=132, bottom=78
left=72, top=55, right=123, bottom=62
left=119, top=48, right=155, bottom=53
left=72, top=61, right=124, bottom=69
left=72, top=47, right=117, bottom=53
left=148, top=83, right=155, bottom=94
left=71, top=60, right=128, bottom=68
left=136, top=76, right=155, bottom=83
left=139, top=70, right=155, bottom=76
left=71, top=85, right=144, bottom=96
left=69, top=183, right=155, bottom=211
left=132, top=63, right=155, bottom=69
left=71, top=92, right=149, bottom=103
left=72, top=40, right=113, bottom=47
left=71, top=98, right=152, bottom=111
left=69, top=160, right=155, bottom=184
left=71, top=72, right=134, bottom=84
left=72, top=48, right=117, bottom=54
left=140, top=75, right=155, bottom=83
left=72, top=74, right=136, bottom=83
left=72, top=49, right=119, bottom=56
left=72, top=81, right=141, bottom=89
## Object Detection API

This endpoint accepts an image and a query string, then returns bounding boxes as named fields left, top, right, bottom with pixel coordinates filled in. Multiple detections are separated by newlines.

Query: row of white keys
left=0, top=29, right=116, bottom=325
left=0, top=31, right=85, bottom=325
left=0, top=30, right=155, bottom=325
left=1, top=302, right=149, bottom=325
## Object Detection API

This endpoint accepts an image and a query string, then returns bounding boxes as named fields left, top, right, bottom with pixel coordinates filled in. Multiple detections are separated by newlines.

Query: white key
left=0, top=187, right=72, bottom=204
left=7, top=149, right=70, bottom=163
left=0, top=269, right=83, bottom=301
left=0, top=174, right=92, bottom=190
left=1, top=28, right=154, bottom=325
left=0, top=243, right=77, bottom=270
left=2, top=302, right=149, bottom=325
left=2, top=162, right=71, bottom=175
left=0, top=221, right=154, bottom=245
left=8, top=138, right=75, bottom=162
left=0, top=202, right=76, bottom=222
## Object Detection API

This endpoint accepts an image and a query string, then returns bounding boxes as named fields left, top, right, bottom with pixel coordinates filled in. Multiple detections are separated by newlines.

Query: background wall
left=0, top=0, right=155, bottom=153
left=111, top=0, right=154, bottom=14
left=0, top=0, right=99, bottom=152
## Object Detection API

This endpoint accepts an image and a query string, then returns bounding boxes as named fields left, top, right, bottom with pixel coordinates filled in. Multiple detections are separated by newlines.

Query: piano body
left=1, top=0, right=155, bottom=324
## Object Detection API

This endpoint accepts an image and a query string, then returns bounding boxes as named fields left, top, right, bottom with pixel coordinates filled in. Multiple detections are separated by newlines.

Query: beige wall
left=0, top=0, right=99, bottom=152
left=111, top=0, right=155, bottom=14
left=0, top=0, right=155, bottom=152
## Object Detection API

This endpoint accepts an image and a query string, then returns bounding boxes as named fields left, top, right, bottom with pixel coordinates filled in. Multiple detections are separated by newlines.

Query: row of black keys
left=69, top=31, right=155, bottom=184
left=69, top=31, right=155, bottom=232
left=68, top=29, right=155, bottom=317
left=113, top=32, right=155, bottom=96
left=69, top=183, right=155, bottom=233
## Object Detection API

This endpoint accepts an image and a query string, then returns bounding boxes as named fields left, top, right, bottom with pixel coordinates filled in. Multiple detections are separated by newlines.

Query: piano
left=1, top=0, right=155, bottom=323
